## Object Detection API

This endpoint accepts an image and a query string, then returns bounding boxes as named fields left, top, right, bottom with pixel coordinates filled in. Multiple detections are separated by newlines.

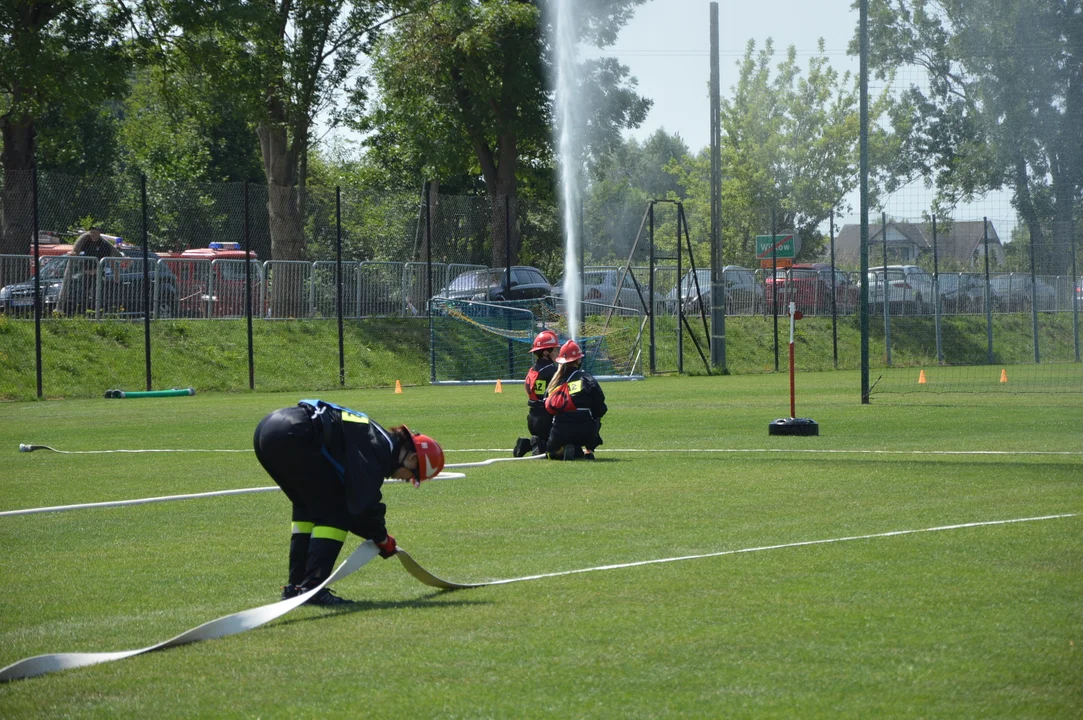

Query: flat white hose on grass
left=0, top=542, right=482, bottom=681
left=0, top=542, right=381, bottom=683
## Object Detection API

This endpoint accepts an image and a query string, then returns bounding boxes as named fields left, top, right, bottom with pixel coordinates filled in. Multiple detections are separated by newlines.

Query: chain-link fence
left=3, top=159, right=1080, bottom=399
left=852, top=38, right=1083, bottom=395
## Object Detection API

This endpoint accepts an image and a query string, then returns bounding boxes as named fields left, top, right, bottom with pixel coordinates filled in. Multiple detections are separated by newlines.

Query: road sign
left=755, top=234, right=796, bottom=260
left=760, top=258, right=793, bottom=269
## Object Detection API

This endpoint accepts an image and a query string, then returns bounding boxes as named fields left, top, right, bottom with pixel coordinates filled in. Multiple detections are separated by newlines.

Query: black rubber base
left=768, top=417, right=820, bottom=436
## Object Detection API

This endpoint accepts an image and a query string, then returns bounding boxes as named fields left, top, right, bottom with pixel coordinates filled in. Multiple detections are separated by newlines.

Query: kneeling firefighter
left=513, top=329, right=561, bottom=457
left=253, top=399, right=445, bottom=605
left=544, top=340, right=607, bottom=461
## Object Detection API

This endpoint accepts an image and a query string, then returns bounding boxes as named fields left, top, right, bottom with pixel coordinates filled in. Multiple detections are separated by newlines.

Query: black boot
left=513, top=437, right=532, bottom=458
left=299, top=535, right=354, bottom=604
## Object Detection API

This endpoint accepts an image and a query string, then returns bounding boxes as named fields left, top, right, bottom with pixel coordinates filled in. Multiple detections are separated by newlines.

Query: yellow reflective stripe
left=311, top=526, right=348, bottom=542
left=340, top=412, right=369, bottom=424
left=291, top=521, right=315, bottom=535
left=567, top=380, right=583, bottom=394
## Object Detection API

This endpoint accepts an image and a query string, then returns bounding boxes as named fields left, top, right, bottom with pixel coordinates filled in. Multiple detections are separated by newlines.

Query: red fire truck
left=158, top=242, right=259, bottom=318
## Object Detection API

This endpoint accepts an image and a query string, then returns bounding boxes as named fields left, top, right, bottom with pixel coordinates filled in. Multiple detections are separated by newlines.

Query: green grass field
left=0, top=374, right=1080, bottom=717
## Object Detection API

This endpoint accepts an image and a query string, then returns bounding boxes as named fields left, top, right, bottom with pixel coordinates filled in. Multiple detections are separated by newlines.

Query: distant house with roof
left=832, top=220, right=1005, bottom=269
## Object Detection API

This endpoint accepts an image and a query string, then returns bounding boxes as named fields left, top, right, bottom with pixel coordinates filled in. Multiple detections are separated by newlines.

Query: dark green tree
left=127, top=0, right=391, bottom=262
left=675, top=39, right=898, bottom=268
left=367, top=0, right=651, bottom=266
left=0, top=0, right=129, bottom=253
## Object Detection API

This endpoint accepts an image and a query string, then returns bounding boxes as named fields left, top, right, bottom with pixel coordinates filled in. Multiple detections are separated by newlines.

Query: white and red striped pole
left=769, top=301, right=818, bottom=436
left=789, top=301, right=799, bottom=418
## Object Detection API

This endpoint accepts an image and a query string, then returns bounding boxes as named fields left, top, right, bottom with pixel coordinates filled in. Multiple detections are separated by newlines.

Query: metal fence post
left=648, top=202, right=656, bottom=375
left=771, top=206, right=778, bottom=373
left=244, top=181, right=254, bottom=390
left=932, top=215, right=943, bottom=364
left=32, top=166, right=43, bottom=399
left=882, top=211, right=891, bottom=366
left=426, top=182, right=436, bottom=384
left=709, top=1, right=725, bottom=372
left=983, top=217, right=993, bottom=365
left=504, top=193, right=513, bottom=379
left=336, top=185, right=345, bottom=385
left=141, top=175, right=151, bottom=390
left=676, top=203, right=683, bottom=374
left=859, top=0, right=870, bottom=403
left=1072, top=217, right=1080, bottom=362
left=829, top=208, right=838, bottom=369
left=1028, top=211, right=1040, bottom=364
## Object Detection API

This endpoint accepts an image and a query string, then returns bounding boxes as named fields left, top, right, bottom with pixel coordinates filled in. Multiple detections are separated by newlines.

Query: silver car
left=867, top=265, right=934, bottom=315
left=664, top=266, right=764, bottom=316
left=552, top=268, right=646, bottom=315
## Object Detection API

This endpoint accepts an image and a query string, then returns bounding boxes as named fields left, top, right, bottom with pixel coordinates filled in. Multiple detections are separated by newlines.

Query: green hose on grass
left=104, top=388, right=195, bottom=399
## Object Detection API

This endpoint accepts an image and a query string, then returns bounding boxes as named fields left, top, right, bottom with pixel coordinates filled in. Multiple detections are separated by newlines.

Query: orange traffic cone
left=1000, top=368, right=1008, bottom=384
left=394, top=379, right=403, bottom=394
left=918, top=369, right=927, bottom=385
left=494, top=379, right=503, bottom=393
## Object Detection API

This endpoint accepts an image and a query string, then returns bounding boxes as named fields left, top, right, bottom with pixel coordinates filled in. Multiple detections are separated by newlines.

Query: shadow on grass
left=272, top=591, right=491, bottom=628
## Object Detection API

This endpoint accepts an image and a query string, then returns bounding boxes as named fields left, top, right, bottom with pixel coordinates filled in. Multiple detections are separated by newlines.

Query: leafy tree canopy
left=856, top=0, right=1083, bottom=273
left=674, top=39, right=898, bottom=268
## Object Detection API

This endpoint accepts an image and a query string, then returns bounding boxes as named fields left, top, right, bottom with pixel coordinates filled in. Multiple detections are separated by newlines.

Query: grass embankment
left=1, top=311, right=1079, bottom=400
left=0, top=317, right=431, bottom=401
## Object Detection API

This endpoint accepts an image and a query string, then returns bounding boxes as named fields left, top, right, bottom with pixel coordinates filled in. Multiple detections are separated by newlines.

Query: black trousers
left=546, top=410, right=602, bottom=456
left=527, top=407, right=554, bottom=453
left=253, top=407, right=353, bottom=530
left=253, top=407, right=352, bottom=587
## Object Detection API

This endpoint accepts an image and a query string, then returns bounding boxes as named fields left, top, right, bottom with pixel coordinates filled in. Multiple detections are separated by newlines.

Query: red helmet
left=530, top=330, right=560, bottom=353
left=404, top=429, right=445, bottom=488
left=555, top=339, right=584, bottom=364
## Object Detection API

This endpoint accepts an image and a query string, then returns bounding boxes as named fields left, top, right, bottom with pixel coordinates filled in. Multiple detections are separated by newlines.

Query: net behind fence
left=430, top=297, right=644, bottom=383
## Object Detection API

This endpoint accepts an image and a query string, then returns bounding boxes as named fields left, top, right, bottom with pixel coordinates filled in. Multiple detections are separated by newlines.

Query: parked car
left=0, top=246, right=178, bottom=318
left=664, top=266, right=764, bottom=316
left=989, top=274, right=1058, bottom=312
left=937, top=273, right=987, bottom=314
left=866, top=265, right=934, bottom=315
left=764, top=263, right=859, bottom=315
left=435, top=266, right=552, bottom=302
left=552, top=268, right=646, bottom=315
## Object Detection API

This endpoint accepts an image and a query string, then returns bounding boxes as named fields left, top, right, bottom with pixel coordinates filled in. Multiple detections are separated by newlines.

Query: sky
left=597, top=0, right=859, bottom=154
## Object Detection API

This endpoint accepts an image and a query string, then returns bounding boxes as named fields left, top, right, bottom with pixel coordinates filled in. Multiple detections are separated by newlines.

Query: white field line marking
left=440, top=513, right=1079, bottom=588
left=0, top=487, right=281, bottom=517
left=445, top=454, right=546, bottom=469
left=450, top=448, right=1083, bottom=457
left=19, top=444, right=1083, bottom=457
left=18, top=445, right=250, bottom=454
left=0, top=473, right=469, bottom=517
